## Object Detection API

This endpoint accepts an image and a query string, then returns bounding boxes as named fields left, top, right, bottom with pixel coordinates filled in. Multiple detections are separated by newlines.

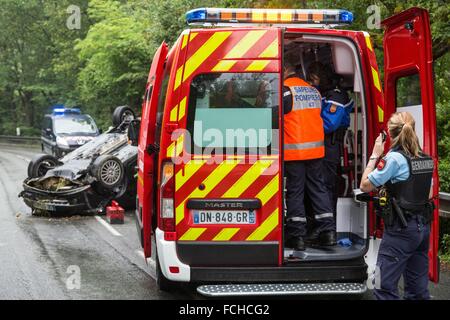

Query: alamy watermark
left=66, top=265, right=81, bottom=290
left=66, top=5, right=81, bottom=30
left=169, top=122, right=279, bottom=173
left=366, top=5, right=381, bottom=30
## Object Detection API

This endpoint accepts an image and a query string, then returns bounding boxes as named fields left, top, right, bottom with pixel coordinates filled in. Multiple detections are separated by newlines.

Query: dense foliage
left=0, top=0, right=448, bottom=189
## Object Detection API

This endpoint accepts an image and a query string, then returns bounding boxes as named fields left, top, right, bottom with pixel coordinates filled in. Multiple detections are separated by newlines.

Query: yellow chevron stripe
left=213, top=228, right=240, bottom=241
left=183, top=31, right=232, bottom=82
left=224, top=30, right=267, bottom=59
left=174, top=66, right=183, bottom=91
left=175, top=160, right=240, bottom=225
left=181, top=35, right=188, bottom=49
left=256, top=175, right=279, bottom=206
left=175, top=159, right=207, bottom=191
left=175, top=134, right=184, bottom=156
left=190, top=32, right=198, bottom=42
left=179, top=228, right=206, bottom=241
left=371, top=67, right=381, bottom=92
left=246, top=60, right=271, bottom=71
left=166, top=134, right=184, bottom=158
left=167, top=142, right=175, bottom=158
left=223, top=160, right=273, bottom=198
left=258, top=39, right=279, bottom=58
left=169, top=104, right=178, bottom=122
left=246, top=209, right=279, bottom=241
left=378, top=105, right=384, bottom=123
left=212, top=60, right=238, bottom=72
left=178, top=96, right=187, bottom=121
left=365, top=35, right=373, bottom=52
left=181, top=32, right=199, bottom=50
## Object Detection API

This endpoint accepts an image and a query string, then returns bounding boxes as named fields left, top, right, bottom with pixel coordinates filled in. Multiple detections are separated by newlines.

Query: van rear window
left=186, top=73, right=279, bottom=154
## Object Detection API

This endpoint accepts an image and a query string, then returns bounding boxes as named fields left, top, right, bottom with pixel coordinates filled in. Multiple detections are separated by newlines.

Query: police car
left=130, top=7, right=440, bottom=296
left=41, top=106, right=100, bottom=158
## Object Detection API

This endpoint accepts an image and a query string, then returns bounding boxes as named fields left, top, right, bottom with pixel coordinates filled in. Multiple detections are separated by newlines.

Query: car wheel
left=112, top=106, right=136, bottom=127
left=155, top=246, right=178, bottom=292
left=91, top=155, right=124, bottom=190
left=28, top=154, right=59, bottom=178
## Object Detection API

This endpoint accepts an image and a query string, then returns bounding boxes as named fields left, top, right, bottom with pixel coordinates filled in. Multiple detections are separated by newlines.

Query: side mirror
left=127, top=119, right=141, bottom=146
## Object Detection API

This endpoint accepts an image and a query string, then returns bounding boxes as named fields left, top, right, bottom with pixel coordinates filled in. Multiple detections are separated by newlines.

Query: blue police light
left=53, top=108, right=66, bottom=113
left=52, top=105, right=81, bottom=115
left=339, top=10, right=354, bottom=24
left=186, top=8, right=207, bottom=24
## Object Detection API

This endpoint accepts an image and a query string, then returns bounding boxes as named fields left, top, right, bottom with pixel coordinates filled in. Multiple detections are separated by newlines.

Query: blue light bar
left=52, top=107, right=81, bottom=115
left=186, top=8, right=354, bottom=25
left=186, top=8, right=207, bottom=23
left=339, top=10, right=354, bottom=23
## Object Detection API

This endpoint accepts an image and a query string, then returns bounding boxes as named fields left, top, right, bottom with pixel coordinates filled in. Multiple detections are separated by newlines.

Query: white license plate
left=193, top=210, right=256, bottom=225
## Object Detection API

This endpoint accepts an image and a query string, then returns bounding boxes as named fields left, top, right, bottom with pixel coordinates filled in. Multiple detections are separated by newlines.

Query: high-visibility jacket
left=284, top=77, right=325, bottom=161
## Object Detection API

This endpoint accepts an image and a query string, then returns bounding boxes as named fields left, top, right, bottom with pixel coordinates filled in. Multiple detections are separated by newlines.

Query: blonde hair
left=387, top=112, right=421, bottom=157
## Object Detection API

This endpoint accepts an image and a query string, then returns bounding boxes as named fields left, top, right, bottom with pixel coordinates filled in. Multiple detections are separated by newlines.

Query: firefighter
left=283, top=61, right=336, bottom=251
left=360, top=112, right=435, bottom=300
left=307, top=62, right=354, bottom=216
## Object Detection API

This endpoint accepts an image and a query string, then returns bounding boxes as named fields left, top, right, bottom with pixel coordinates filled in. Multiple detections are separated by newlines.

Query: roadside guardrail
left=0, top=135, right=40, bottom=146
left=440, top=192, right=450, bottom=218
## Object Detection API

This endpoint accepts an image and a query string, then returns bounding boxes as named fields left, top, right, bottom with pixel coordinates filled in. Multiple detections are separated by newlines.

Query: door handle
left=147, top=143, right=160, bottom=155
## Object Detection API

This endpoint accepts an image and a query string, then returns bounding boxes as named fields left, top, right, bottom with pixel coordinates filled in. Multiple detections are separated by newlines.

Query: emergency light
left=186, top=8, right=353, bottom=26
left=52, top=106, right=81, bottom=115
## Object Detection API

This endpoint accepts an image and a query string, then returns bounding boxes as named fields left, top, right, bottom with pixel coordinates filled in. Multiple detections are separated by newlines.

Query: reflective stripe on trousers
left=315, top=213, right=334, bottom=220
left=287, top=217, right=307, bottom=222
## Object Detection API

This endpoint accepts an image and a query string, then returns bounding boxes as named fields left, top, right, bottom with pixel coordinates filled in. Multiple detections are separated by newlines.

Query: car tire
left=112, top=106, right=135, bottom=127
left=91, top=155, right=124, bottom=190
left=155, top=246, right=178, bottom=292
left=28, top=154, right=59, bottom=178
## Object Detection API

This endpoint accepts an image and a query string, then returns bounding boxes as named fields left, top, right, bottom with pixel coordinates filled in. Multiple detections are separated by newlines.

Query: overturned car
left=19, top=106, right=139, bottom=215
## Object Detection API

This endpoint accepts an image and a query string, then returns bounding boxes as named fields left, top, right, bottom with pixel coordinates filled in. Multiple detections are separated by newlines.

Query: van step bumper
left=197, top=282, right=367, bottom=297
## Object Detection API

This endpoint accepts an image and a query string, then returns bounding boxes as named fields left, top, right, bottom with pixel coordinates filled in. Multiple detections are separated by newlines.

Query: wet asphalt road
left=0, top=143, right=449, bottom=300
left=0, top=143, right=193, bottom=300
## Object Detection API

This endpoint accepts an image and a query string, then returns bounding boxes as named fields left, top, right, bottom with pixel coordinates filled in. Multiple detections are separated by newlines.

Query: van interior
left=282, top=33, right=368, bottom=262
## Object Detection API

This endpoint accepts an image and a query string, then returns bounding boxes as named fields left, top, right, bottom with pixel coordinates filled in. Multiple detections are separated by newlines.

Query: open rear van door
left=382, top=7, right=439, bottom=282
left=137, top=42, right=168, bottom=258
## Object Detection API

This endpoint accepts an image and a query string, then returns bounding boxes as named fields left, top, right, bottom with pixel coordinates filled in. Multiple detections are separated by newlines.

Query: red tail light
left=159, top=162, right=175, bottom=233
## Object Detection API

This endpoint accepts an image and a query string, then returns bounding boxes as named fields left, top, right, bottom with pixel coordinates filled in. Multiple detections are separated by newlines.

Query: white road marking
left=94, top=216, right=122, bottom=236
left=136, top=250, right=156, bottom=269
left=136, top=249, right=145, bottom=259
left=15, top=155, right=31, bottom=162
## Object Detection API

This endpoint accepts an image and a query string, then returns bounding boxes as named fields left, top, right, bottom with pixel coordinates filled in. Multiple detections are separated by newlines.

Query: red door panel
left=382, top=7, right=439, bottom=282
left=171, top=28, right=283, bottom=264
left=137, top=42, right=168, bottom=258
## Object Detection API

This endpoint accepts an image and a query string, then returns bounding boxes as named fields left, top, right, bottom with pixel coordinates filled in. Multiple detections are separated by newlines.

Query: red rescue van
left=133, top=7, right=440, bottom=296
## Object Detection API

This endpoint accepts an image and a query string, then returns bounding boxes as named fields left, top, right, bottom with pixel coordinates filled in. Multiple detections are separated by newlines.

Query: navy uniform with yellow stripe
left=283, top=75, right=335, bottom=250
left=368, top=149, right=434, bottom=300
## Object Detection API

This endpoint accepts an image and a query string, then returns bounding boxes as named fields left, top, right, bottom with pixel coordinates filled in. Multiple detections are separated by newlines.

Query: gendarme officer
left=360, top=111, right=435, bottom=300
